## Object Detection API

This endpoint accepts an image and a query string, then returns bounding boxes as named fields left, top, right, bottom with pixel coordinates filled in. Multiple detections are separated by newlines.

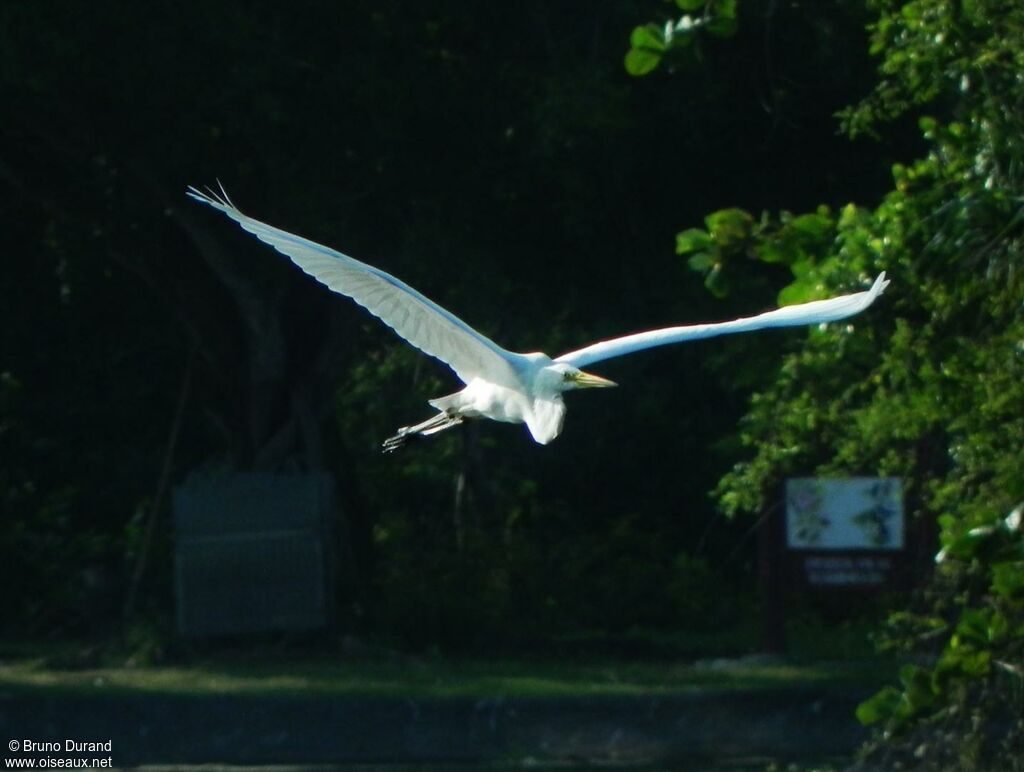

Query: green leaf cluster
left=856, top=505, right=1024, bottom=767
left=706, top=2, right=1024, bottom=528
left=675, top=207, right=754, bottom=297
left=678, top=206, right=837, bottom=301
left=668, top=0, right=1024, bottom=764
left=624, top=0, right=738, bottom=76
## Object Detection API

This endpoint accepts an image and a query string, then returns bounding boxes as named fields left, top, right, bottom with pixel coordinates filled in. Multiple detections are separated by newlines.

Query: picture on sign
left=785, top=477, right=903, bottom=550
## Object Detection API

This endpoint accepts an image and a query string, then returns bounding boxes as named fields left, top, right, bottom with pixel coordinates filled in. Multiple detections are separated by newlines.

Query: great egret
left=188, top=185, right=889, bottom=451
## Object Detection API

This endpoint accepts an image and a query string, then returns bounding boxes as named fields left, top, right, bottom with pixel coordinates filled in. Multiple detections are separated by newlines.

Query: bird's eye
left=563, top=371, right=575, bottom=381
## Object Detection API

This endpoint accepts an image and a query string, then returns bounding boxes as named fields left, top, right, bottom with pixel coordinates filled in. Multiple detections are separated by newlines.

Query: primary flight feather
left=187, top=185, right=889, bottom=451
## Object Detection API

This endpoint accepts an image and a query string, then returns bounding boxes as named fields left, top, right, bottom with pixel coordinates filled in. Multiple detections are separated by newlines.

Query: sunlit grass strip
left=0, top=657, right=890, bottom=699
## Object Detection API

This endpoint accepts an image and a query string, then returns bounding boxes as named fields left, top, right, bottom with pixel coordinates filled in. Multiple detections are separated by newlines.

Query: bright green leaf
left=704, top=207, right=753, bottom=248
left=686, top=251, right=716, bottom=272
left=899, top=664, right=937, bottom=715
left=676, top=228, right=714, bottom=255
left=790, top=213, right=833, bottom=242
left=705, top=264, right=729, bottom=297
left=959, top=650, right=991, bottom=677
left=992, top=562, right=1024, bottom=600
left=756, top=240, right=795, bottom=265
left=777, top=279, right=816, bottom=306
left=856, top=686, right=903, bottom=726
left=987, top=610, right=1009, bottom=644
left=944, top=525, right=999, bottom=560
left=706, top=0, right=738, bottom=37
left=955, top=608, right=991, bottom=646
left=714, top=0, right=737, bottom=19
left=630, top=24, right=666, bottom=52
left=624, top=48, right=661, bottom=77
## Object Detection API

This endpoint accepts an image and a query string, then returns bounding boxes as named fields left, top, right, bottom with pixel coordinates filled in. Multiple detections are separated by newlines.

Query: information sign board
left=785, top=477, right=904, bottom=588
left=786, top=477, right=903, bottom=551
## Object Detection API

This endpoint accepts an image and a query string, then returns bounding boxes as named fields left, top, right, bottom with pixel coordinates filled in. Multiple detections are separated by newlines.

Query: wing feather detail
left=556, top=273, right=890, bottom=368
left=187, top=185, right=523, bottom=387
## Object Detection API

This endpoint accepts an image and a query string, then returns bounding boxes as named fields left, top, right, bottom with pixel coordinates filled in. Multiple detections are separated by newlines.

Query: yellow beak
left=574, top=370, right=618, bottom=388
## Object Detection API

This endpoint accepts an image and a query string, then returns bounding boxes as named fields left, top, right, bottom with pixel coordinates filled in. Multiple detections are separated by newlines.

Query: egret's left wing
left=556, top=273, right=889, bottom=368
left=187, top=185, right=523, bottom=388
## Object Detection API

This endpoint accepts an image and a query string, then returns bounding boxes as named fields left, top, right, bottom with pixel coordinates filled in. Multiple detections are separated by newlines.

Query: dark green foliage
left=635, top=0, right=1024, bottom=765
left=854, top=506, right=1024, bottom=769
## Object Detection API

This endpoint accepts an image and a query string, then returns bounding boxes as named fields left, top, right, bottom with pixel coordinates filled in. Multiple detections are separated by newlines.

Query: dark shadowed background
left=1, top=1, right=916, bottom=653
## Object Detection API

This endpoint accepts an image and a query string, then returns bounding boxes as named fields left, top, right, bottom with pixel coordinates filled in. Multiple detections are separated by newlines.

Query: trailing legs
left=382, top=410, right=464, bottom=453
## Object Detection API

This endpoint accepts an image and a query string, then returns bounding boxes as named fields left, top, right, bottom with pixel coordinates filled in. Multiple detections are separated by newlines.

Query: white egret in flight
left=188, top=185, right=889, bottom=452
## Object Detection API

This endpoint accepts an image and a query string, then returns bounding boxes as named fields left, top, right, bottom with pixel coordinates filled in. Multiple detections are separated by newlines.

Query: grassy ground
left=0, top=652, right=891, bottom=699
left=0, top=621, right=894, bottom=700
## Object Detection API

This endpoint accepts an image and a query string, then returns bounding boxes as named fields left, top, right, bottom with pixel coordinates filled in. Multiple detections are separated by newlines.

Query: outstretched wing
left=556, top=273, right=890, bottom=368
left=188, top=185, right=523, bottom=387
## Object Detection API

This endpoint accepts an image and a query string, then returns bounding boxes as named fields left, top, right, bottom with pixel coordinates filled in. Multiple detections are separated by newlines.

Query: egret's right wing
left=188, top=185, right=522, bottom=387
left=556, top=273, right=889, bottom=368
